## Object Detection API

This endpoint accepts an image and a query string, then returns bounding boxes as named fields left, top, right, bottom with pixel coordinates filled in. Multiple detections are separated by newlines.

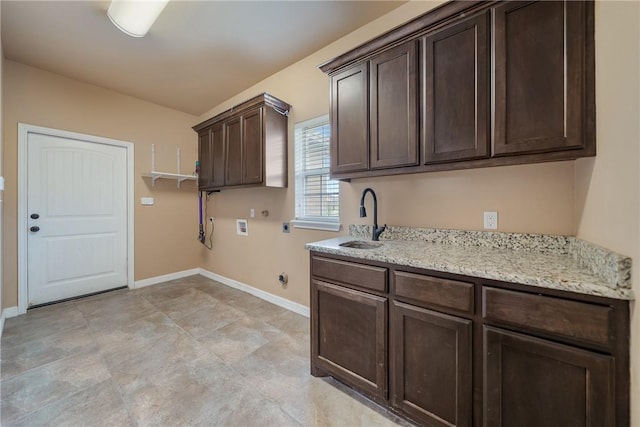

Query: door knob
left=30, top=226, right=40, bottom=232
left=30, top=213, right=40, bottom=219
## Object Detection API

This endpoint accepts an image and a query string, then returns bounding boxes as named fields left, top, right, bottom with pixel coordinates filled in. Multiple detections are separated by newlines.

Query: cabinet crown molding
left=319, top=1, right=489, bottom=75
left=193, top=92, right=291, bottom=132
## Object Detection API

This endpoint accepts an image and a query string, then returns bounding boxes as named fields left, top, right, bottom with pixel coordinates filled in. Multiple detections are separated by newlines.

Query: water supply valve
left=278, top=273, right=288, bottom=286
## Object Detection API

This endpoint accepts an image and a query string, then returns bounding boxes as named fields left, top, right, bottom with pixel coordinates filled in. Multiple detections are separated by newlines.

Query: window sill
left=291, top=219, right=341, bottom=232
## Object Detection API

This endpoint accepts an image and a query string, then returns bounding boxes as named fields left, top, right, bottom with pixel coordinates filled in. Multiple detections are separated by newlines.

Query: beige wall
left=196, top=0, right=577, bottom=308
left=575, top=1, right=640, bottom=424
left=197, top=0, right=640, bottom=421
left=1, top=0, right=637, bottom=421
left=2, top=60, right=201, bottom=307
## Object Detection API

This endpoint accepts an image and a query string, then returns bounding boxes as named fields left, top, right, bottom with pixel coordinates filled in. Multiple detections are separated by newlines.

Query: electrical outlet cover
left=236, top=219, right=248, bottom=236
left=484, top=211, right=498, bottom=230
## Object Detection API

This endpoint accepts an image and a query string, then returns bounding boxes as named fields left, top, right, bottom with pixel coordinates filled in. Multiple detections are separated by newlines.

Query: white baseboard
left=199, top=269, right=310, bottom=318
left=1, top=269, right=308, bottom=326
left=4, top=307, right=19, bottom=318
left=134, top=269, right=201, bottom=289
left=1, top=306, right=19, bottom=337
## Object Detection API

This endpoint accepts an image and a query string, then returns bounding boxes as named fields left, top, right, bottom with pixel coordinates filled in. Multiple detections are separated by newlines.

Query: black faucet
left=360, top=188, right=386, bottom=241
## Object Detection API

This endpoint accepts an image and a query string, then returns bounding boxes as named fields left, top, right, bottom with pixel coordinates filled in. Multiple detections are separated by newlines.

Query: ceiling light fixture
left=107, top=0, right=170, bottom=38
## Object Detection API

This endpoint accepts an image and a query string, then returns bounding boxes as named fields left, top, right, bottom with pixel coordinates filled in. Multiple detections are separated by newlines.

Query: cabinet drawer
left=312, top=256, right=387, bottom=293
left=394, top=271, right=474, bottom=314
left=482, top=287, right=613, bottom=351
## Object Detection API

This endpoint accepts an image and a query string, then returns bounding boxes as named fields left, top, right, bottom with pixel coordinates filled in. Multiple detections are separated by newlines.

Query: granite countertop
left=305, top=226, right=633, bottom=300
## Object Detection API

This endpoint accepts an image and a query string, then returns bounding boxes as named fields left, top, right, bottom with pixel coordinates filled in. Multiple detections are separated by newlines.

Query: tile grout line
left=136, top=282, right=301, bottom=426
left=71, top=290, right=185, bottom=427
left=0, top=302, right=94, bottom=383
left=139, top=283, right=301, bottom=424
left=79, top=308, right=139, bottom=427
left=0, top=348, right=106, bottom=425
left=2, top=276, right=404, bottom=426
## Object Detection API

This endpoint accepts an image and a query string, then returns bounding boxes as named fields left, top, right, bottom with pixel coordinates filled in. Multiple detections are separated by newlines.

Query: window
left=293, top=115, right=340, bottom=231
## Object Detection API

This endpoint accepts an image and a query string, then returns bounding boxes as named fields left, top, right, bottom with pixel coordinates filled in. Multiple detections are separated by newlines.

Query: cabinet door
left=242, top=108, right=264, bottom=185
left=210, top=123, right=225, bottom=188
left=312, top=280, right=388, bottom=400
left=484, top=326, right=614, bottom=427
left=391, top=301, right=472, bottom=427
left=198, top=129, right=212, bottom=189
left=225, top=116, right=242, bottom=186
left=493, top=1, right=590, bottom=155
left=423, top=12, right=489, bottom=163
left=370, top=41, right=418, bottom=169
left=330, top=63, right=369, bottom=174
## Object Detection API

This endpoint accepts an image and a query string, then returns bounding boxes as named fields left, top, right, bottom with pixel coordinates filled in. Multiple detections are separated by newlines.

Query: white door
left=27, top=132, right=128, bottom=306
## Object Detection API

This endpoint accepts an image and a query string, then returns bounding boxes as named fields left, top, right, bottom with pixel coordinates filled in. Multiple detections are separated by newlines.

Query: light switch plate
left=141, top=197, right=154, bottom=205
left=0, top=176, right=4, bottom=191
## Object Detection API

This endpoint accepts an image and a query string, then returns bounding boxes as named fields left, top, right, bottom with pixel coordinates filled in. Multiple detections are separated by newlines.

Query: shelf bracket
left=146, top=144, right=197, bottom=189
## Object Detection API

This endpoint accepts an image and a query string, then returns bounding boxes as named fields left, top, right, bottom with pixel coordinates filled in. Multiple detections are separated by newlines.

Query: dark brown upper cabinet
left=209, top=123, right=225, bottom=188
left=370, top=40, right=419, bottom=169
left=242, top=108, right=264, bottom=184
left=198, top=123, right=226, bottom=189
left=226, top=107, right=264, bottom=186
left=330, top=63, right=370, bottom=174
left=330, top=41, right=419, bottom=176
left=320, top=0, right=595, bottom=180
left=493, top=1, right=593, bottom=156
left=224, top=116, right=243, bottom=186
left=193, top=93, right=290, bottom=191
left=423, top=11, right=489, bottom=164
left=197, top=128, right=212, bottom=188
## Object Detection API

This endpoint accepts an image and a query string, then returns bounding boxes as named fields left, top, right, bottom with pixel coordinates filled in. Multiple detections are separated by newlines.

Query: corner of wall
left=0, top=0, right=5, bottom=314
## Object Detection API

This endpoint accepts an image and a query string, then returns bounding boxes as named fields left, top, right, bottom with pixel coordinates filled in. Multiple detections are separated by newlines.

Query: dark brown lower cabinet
left=309, top=252, right=628, bottom=427
left=312, top=280, right=388, bottom=400
left=484, top=326, right=614, bottom=427
left=391, top=301, right=472, bottom=427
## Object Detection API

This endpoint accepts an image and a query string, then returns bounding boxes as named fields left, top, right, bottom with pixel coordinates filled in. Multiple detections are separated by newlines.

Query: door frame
left=17, top=123, right=135, bottom=315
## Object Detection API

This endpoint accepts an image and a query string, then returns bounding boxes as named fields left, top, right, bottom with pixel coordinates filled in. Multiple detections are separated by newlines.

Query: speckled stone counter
left=305, top=226, right=633, bottom=300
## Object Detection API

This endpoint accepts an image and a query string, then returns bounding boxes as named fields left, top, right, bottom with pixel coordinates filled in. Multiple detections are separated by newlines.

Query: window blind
left=294, top=115, right=339, bottom=223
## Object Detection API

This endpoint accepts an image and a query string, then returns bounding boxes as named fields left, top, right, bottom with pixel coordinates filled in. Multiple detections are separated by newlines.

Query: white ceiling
left=2, top=1, right=405, bottom=116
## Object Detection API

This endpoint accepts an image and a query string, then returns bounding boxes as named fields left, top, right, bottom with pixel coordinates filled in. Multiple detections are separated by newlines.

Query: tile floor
left=1, top=275, right=411, bottom=426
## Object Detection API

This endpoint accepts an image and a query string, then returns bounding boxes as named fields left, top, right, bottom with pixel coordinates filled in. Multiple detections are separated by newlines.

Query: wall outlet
left=484, top=211, right=498, bottom=230
left=250, top=208, right=255, bottom=218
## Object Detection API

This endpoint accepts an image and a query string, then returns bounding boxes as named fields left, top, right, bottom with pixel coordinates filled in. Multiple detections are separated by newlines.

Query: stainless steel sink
left=339, top=240, right=383, bottom=249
